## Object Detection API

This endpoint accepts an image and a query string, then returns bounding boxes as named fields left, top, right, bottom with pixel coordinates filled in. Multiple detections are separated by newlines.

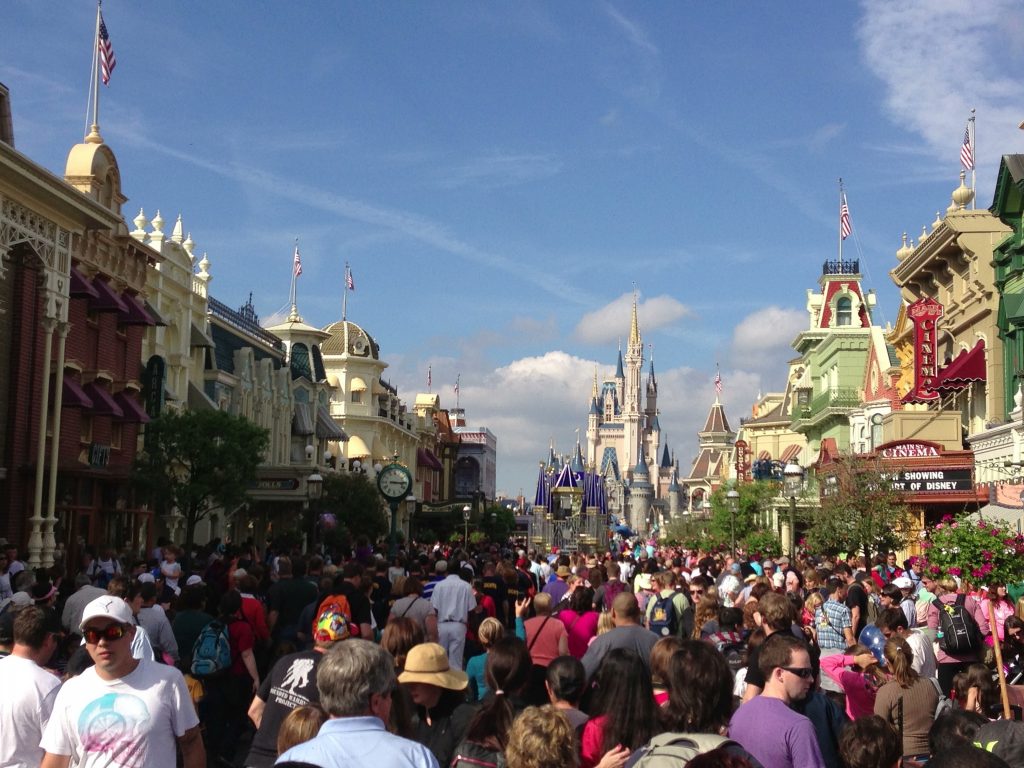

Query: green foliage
left=662, top=516, right=712, bottom=550
left=133, top=409, right=269, bottom=551
left=743, top=530, right=782, bottom=559
left=707, top=482, right=780, bottom=546
left=314, top=472, right=388, bottom=544
left=918, top=514, right=1024, bottom=587
left=803, top=455, right=916, bottom=560
left=468, top=531, right=488, bottom=546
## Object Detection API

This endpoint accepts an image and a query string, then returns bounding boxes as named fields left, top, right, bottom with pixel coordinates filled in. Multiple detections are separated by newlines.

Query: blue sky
left=6, top=1, right=1024, bottom=498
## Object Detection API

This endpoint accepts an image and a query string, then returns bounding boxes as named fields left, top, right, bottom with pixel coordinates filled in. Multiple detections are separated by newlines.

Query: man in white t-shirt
left=40, top=595, right=203, bottom=768
left=0, top=605, right=62, bottom=767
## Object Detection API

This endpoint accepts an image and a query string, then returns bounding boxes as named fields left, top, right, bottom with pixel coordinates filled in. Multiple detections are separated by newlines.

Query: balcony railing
left=799, top=387, right=861, bottom=420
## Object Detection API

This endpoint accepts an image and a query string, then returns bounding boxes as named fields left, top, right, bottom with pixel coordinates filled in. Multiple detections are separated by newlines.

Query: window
left=111, top=422, right=122, bottom=450
left=80, top=415, right=93, bottom=444
left=351, top=391, right=362, bottom=404
left=836, top=297, right=852, bottom=326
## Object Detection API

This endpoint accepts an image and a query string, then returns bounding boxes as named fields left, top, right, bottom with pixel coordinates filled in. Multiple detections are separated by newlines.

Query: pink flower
left=982, top=564, right=993, bottom=575
left=943, top=514, right=955, bottom=522
left=951, top=522, right=959, bottom=529
left=973, top=569, right=984, bottom=579
left=949, top=567, right=962, bottom=577
left=931, top=566, right=942, bottom=575
left=936, top=523, right=945, bottom=531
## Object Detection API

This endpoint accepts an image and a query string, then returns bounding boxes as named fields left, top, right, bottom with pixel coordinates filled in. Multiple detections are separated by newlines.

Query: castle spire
left=629, top=290, right=640, bottom=348
left=592, top=366, right=599, bottom=399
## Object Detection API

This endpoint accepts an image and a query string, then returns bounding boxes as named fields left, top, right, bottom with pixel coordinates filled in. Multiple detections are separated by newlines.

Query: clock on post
left=377, top=458, right=412, bottom=557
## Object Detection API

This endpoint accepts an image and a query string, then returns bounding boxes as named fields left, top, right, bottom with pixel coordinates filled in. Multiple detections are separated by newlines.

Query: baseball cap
left=893, top=576, right=913, bottom=590
left=185, top=575, right=204, bottom=587
left=762, top=559, right=775, bottom=570
left=137, top=573, right=155, bottom=584
left=80, top=595, right=134, bottom=630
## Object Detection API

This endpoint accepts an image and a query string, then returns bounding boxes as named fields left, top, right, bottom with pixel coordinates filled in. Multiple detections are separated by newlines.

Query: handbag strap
left=399, top=595, right=420, bottom=618
left=528, top=615, right=553, bottom=653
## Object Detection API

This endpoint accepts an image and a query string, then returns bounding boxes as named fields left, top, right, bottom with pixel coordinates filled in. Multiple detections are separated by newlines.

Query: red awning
left=781, top=444, right=802, bottom=463
left=61, top=376, right=94, bottom=409
left=757, top=450, right=771, bottom=461
left=417, top=447, right=444, bottom=471
left=83, top=382, right=123, bottom=417
left=934, top=340, right=986, bottom=391
left=113, top=391, right=150, bottom=423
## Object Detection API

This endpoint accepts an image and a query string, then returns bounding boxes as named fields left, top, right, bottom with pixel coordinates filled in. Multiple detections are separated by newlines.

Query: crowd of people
left=4, top=535, right=1024, bottom=767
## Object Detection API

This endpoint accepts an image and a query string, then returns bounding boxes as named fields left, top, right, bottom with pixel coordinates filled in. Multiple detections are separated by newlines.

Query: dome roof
left=320, top=320, right=380, bottom=359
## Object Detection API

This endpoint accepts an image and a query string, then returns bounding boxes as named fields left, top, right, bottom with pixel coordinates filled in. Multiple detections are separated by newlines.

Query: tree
left=706, top=482, right=781, bottom=547
left=313, top=472, right=388, bottom=545
left=133, top=410, right=269, bottom=554
left=804, top=454, right=916, bottom=563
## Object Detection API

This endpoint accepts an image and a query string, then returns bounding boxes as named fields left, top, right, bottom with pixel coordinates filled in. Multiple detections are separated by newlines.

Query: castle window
left=836, top=297, right=852, bottom=326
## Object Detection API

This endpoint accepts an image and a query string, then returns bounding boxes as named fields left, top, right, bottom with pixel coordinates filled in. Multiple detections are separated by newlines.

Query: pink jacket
left=820, top=654, right=879, bottom=720
left=926, top=592, right=986, bottom=663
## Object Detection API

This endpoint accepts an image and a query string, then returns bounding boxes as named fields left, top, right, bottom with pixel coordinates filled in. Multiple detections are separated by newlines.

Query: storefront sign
left=879, top=442, right=940, bottom=460
left=905, top=298, right=944, bottom=402
left=884, top=468, right=972, bottom=493
left=143, top=355, right=166, bottom=419
left=89, top=443, right=110, bottom=467
left=734, top=439, right=750, bottom=482
left=252, top=477, right=301, bottom=492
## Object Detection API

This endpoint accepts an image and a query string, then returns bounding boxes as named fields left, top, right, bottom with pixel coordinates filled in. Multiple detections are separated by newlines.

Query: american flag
left=454, top=374, right=460, bottom=397
left=840, top=194, right=852, bottom=241
left=714, top=370, right=722, bottom=396
left=427, top=366, right=432, bottom=389
left=292, top=245, right=302, bottom=277
left=98, top=12, right=116, bottom=86
left=960, top=123, right=974, bottom=171
left=345, top=266, right=355, bottom=291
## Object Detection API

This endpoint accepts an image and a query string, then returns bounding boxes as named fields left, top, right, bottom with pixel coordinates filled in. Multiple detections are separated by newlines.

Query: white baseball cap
left=80, top=595, right=134, bottom=630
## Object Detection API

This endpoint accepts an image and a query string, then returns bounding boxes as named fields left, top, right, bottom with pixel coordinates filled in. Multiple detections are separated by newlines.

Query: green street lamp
left=726, top=488, right=740, bottom=557
left=783, top=461, right=805, bottom=557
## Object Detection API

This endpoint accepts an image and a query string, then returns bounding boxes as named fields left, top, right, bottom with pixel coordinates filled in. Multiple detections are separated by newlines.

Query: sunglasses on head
left=781, top=666, right=815, bottom=680
left=83, top=623, right=128, bottom=644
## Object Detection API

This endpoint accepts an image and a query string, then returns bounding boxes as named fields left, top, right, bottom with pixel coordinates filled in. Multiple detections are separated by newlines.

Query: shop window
left=80, top=415, right=93, bottom=444
left=111, top=422, right=122, bottom=450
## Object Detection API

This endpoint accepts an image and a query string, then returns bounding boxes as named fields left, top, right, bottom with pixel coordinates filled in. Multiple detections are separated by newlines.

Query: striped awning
left=757, top=450, right=771, bottom=461
left=315, top=404, right=347, bottom=441
left=292, top=403, right=314, bottom=436
left=781, top=444, right=802, bottom=463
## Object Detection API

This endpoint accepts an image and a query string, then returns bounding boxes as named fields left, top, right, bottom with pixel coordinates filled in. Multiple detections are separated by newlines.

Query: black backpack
left=933, top=594, right=981, bottom=655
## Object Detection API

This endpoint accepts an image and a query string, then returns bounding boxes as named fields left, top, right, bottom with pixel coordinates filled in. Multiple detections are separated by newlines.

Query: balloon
left=858, top=624, right=888, bottom=667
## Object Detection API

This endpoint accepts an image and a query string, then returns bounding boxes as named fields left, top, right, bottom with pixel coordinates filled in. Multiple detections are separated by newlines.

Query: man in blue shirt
left=277, top=639, right=438, bottom=768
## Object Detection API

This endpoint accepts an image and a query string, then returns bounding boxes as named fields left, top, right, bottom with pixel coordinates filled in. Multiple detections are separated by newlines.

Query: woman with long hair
left=451, top=636, right=532, bottom=768
left=953, top=662, right=1002, bottom=720
left=873, top=637, right=938, bottom=759
left=692, top=593, right=721, bottom=640
left=465, top=617, right=505, bottom=701
left=380, top=616, right=424, bottom=738
left=649, top=636, right=683, bottom=706
left=579, top=648, right=660, bottom=768
left=980, top=584, right=1015, bottom=646
left=820, top=642, right=887, bottom=719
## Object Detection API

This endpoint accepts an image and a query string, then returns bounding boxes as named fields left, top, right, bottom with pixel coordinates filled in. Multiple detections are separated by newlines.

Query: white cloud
left=728, top=306, right=805, bottom=386
left=858, top=0, right=1024, bottom=189
left=603, top=4, right=659, bottom=56
left=573, top=292, right=691, bottom=345
left=438, top=152, right=564, bottom=190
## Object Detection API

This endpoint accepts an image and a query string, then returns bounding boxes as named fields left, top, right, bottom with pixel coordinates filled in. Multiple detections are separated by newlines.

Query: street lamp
left=784, top=461, right=805, bottom=557
left=405, top=494, right=416, bottom=546
left=462, top=505, right=472, bottom=549
left=305, top=469, right=324, bottom=553
left=726, top=488, right=740, bottom=557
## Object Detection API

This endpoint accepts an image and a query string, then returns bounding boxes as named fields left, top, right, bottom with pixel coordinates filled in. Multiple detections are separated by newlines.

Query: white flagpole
left=838, top=178, right=844, bottom=269
left=85, top=3, right=101, bottom=139
left=342, top=262, right=350, bottom=321
left=970, top=109, right=977, bottom=210
left=288, top=239, right=299, bottom=319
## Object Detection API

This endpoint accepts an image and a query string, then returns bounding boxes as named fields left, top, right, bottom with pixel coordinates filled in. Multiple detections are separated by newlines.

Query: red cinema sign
left=904, top=297, right=943, bottom=402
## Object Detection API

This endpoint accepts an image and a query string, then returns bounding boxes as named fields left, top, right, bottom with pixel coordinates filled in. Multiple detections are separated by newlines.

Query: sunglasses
left=690, top=590, right=704, bottom=596
left=83, top=623, right=128, bottom=644
left=781, top=666, right=815, bottom=680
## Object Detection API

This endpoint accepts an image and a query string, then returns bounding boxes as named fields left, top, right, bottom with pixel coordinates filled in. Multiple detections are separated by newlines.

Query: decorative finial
left=170, top=214, right=184, bottom=243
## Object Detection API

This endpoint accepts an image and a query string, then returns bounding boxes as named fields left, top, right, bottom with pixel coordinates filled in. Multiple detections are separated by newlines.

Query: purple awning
left=83, top=381, right=123, bottom=417
left=118, top=293, right=156, bottom=326
left=113, top=391, right=150, bottom=423
left=69, top=267, right=99, bottom=299
left=89, top=279, right=127, bottom=313
left=61, top=376, right=94, bottom=409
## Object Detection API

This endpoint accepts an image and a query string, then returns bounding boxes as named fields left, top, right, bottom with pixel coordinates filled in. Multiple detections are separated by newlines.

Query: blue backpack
left=648, top=591, right=682, bottom=637
left=191, top=620, right=232, bottom=677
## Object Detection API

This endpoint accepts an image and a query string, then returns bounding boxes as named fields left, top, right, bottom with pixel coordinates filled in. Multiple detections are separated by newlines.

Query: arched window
left=836, top=297, right=852, bottom=326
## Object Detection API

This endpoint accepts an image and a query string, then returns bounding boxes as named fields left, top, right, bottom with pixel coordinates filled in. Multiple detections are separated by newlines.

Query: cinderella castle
left=532, top=298, right=689, bottom=545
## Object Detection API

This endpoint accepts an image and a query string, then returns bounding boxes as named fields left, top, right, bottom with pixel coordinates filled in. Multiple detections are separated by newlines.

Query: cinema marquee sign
left=879, top=443, right=939, bottom=460
left=876, top=441, right=973, bottom=494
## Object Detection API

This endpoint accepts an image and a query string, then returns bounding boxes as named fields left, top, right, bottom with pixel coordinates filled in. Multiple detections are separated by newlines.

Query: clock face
left=377, top=466, right=411, bottom=499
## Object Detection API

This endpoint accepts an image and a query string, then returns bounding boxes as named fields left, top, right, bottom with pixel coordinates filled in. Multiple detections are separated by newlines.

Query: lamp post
left=726, top=488, right=740, bottom=557
left=406, top=494, right=416, bottom=545
left=462, top=505, right=472, bottom=549
left=783, top=461, right=804, bottom=557
left=305, top=469, right=324, bottom=554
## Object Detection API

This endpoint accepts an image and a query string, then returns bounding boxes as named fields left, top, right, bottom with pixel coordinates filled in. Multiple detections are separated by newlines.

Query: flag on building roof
left=292, top=244, right=302, bottom=277
left=427, top=365, right=432, bottom=389
left=840, top=193, right=852, bottom=240
left=960, top=122, right=974, bottom=171
left=714, top=369, right=722, bottom=396
left=98, top=11, right=116, bottom=86
left=345, top=265, right=355, bottom=291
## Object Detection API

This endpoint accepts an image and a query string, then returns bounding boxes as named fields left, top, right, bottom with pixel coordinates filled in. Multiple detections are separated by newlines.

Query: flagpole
left=85, top=3, right=101, bottom=139
left=970, top=109, right=976, bottom=210
left=289, top=238, right=299, bottom=319
left=342, top=261, right=350, bottom=321
left=838, top=178, right=844, bottom=269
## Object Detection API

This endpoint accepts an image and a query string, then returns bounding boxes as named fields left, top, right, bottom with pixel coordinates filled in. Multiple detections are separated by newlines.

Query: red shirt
left=240, top=594, right=269, bottom=642
left=227, top=616, right=255, bottom=677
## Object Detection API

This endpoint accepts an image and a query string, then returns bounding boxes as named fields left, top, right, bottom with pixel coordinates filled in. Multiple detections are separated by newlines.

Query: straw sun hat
left=397, top=643, right=468, bottom=690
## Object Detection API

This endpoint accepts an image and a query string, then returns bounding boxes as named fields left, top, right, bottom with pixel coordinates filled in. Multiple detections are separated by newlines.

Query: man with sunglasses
left=40, top=595, right=204, bottom=768
left=729, top=633, right=826, bottom=768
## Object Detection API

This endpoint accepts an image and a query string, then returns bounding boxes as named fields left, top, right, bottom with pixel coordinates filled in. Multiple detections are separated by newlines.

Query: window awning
left=70, top=266, right=99, bottom=299
left=316, top=404, right=347, bottom=441
left=89, top=279, right=127, bottom=313
left=934, top=340, right=986, bottom=391
left=187, top=382, right=216, bottom=411
left=61, top=376, right=94, bottom=409
left=292, top=403, right=314, bottom=436
left=144, top=300, right=168, bottom=326
left=417, top=447, right=444, bottom=471
left=757, top=450, right=771, bottom=461
left=83, top=382, right=123, bottom=417
left=781, top=444, right=802, bottom=463
left=113, top=391, right=150, bottom=423
left=118, top=294, right=156, bottom=326
left=346, top=435, right=371, bottom=459
left=190, top=322, right=215, bottom=348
